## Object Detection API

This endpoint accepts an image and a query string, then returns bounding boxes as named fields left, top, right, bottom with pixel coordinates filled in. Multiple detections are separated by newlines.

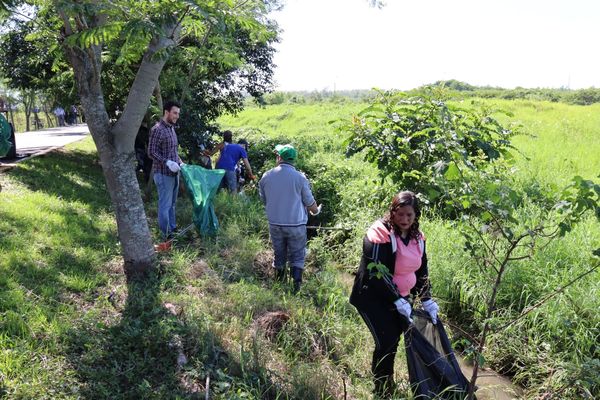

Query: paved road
left=0, top=124, right=90, bottom=166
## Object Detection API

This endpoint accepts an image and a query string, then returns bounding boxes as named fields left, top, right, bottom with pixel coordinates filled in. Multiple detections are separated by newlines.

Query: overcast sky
left=270, top=0, right=600, bottom=91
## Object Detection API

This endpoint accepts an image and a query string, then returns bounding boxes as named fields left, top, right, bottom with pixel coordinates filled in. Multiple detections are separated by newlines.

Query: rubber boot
left=275, top=267, right=286, bottom=282
left=291, top=267, right=303, bottom=294
left=373, top=376, right=395, bottom=399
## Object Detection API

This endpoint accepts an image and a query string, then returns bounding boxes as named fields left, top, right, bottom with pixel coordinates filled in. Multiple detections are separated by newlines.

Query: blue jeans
left=220, top=169, right=238, bottom=192
left=269, top=224, right=307, bottom=270
left=154, top=172, right=179, bottom=239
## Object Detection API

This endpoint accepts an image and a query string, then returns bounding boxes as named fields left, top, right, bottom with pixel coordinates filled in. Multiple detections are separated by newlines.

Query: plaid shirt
left=148, top=119, right=181, bottom=176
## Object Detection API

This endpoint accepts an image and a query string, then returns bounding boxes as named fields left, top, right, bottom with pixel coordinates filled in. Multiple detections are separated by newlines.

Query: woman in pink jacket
left=350, top=191, right=440, bottom=398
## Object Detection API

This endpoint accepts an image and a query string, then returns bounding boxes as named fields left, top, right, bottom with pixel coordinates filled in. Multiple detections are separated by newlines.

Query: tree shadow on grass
left=64, top=270, right=291, bottom=399
left=65, top=273, right=195, bottom=399
left=7, top=148, right=113, bottom=212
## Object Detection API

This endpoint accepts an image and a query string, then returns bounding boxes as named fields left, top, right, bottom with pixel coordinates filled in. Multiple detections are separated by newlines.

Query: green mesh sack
left=180, top=164, right=225, bottom=236
left=0, top=114, right=11, bottom=157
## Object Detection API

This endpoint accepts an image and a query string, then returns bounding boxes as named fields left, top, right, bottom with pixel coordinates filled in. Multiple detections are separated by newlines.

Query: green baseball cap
left=274, top=144, right=297, bottom=163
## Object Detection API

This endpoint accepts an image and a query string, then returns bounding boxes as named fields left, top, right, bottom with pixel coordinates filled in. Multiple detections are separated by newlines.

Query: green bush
left=340, top=89, right=520, bottom=208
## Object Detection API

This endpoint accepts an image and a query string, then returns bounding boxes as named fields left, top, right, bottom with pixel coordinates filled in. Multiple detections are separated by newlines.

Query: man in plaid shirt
left=148, top=101, right=183, bottom=240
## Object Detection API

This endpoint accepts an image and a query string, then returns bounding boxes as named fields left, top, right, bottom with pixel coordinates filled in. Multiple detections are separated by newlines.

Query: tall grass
left=483, top=99, right=600, bottom=186
left=220, top=98, right=600, bottom=398
left=220, top=101, right=363, bottom=145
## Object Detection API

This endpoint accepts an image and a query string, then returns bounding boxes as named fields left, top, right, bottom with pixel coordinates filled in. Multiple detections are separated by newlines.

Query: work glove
left=166, top=160, right=180, bottom=173
left=247, top=173, right=257, bottom=181
left=394, top=297, right=413, bottom=323
left=422, top=299, right=440, bottom=324
left=309, top=204, right=323, bottom=216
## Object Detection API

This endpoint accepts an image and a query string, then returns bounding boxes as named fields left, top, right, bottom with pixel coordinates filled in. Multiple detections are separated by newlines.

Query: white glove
left=309, top=204, right=322, bottom=216
left=394, top=297, right=413, bottom=323
left=422, top=299, right=440, bottom=324
left=166, top=160, right=180, bottom=173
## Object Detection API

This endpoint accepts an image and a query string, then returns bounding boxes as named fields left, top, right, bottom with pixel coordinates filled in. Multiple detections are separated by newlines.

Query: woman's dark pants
left=358, top=301, right=409, bottom=398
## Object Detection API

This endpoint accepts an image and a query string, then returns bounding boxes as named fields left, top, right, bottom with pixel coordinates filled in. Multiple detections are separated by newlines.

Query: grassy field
left=0, top=97, right=598, bottom=399
left=483, top=99, right=600, bottom=186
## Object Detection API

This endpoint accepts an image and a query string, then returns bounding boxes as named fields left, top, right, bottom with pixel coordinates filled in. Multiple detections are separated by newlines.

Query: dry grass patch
left=253, top=249, right=274, bottom=279
left=187, top=258, right=210, bottom=280
left=253, top=310, right=290, bottom=340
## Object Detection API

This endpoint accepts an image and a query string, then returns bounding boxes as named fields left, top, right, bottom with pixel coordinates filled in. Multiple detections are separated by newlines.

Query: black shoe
left=166, top=228, right=179, bottom=240
left=373, top=377, right=395, bottom=399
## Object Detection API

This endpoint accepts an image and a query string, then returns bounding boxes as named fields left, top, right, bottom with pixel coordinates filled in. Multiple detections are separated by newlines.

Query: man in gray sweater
left=259, top=144, right=321, bottom=292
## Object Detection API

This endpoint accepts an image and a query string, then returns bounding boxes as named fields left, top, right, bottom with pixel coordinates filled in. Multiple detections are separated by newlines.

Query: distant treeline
left=259, top=80, right=600, bottom=106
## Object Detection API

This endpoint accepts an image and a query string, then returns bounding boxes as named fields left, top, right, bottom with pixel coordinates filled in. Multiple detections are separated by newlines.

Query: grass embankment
left=0, top=138, right=385, bottom=398
left=0, top=98, right=598, bottom=399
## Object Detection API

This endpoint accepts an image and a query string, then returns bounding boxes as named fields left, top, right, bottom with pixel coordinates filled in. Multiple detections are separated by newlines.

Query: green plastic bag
left=0, top=114, right=11, bottom=157
left=180, top=164, right=225, bottom=236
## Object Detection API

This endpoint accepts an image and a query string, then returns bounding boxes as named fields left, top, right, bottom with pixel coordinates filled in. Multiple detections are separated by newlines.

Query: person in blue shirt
left=210, top=130, right=256, bottom=192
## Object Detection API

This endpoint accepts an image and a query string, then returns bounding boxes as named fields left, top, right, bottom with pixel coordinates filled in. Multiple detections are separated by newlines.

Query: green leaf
left=367, top=262, right=391, bottom=279
left=478, top=353, right=486, bottom=367
left=444, top=162, right=460, bottom=180
left=428, top=188, right=441, bottom=201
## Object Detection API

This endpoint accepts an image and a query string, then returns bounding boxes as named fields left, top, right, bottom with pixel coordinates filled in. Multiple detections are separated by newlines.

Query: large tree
left=2, top=0, right=279, bottom=278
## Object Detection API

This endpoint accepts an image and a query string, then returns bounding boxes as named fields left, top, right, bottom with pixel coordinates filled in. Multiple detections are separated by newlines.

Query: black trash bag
left=404, top=309, right=473, bottom=399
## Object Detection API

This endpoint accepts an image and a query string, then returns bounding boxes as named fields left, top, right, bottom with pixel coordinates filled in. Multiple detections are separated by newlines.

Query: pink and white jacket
left=350, top=219, right=431, bottom=309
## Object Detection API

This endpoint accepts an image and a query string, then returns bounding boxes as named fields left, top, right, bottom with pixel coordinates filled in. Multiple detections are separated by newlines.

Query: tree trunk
left=61, top=39, right=156, bottom=280
left=24, top=110, right=31, bottom=131
left=23, top=92, right=34, bottom=132
left=44, top=111, right=52, bottom=127
left=98, top=137, right=157, bottom=278
left=78, top=93, right=157, bottom=279
left=154, top=82, right=163, bottom=113
left=58, top=11, right=181, bottom=280
left=43, top=103, right=53, bottom=127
